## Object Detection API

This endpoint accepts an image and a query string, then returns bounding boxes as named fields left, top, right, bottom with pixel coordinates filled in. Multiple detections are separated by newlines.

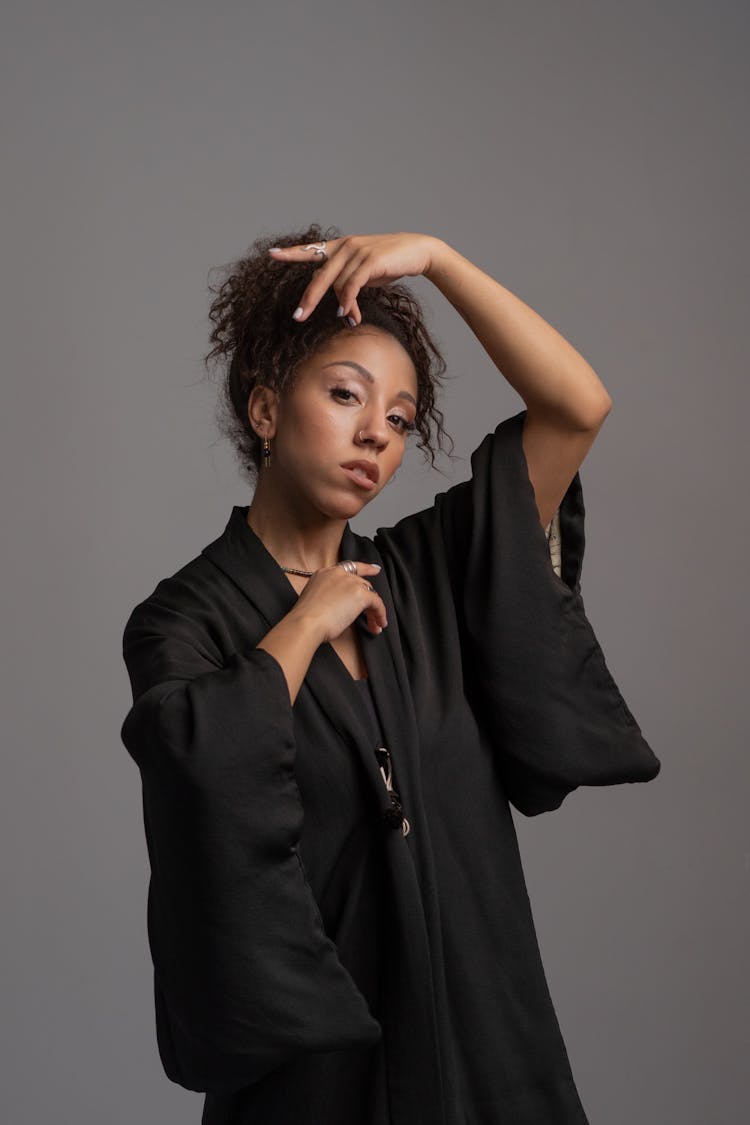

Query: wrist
left=287, top=604, right=326, bottom=648
left=423, top=238, right=462, bottom=284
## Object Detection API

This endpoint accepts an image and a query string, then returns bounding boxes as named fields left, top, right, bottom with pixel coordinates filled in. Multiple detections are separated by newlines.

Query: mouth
left=340, top=460, right=380, bottom=490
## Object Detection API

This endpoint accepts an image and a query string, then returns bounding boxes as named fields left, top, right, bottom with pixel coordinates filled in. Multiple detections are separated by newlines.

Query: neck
left=246, top=473, right=349, bottom=573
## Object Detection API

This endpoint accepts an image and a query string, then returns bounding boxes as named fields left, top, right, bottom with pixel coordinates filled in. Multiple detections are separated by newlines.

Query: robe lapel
left=201, top=505, right=452, bottom=1124
left=200, top=506, right=416, bottom=832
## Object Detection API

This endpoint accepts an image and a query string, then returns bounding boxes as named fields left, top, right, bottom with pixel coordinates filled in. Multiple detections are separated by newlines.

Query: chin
left=331, top=497, right=371, bottom=519
left=319, top=490, right=373, bottom=520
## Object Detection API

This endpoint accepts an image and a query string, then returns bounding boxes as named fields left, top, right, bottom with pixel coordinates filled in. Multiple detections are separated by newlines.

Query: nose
left=357, top=417, right=390, bottom=449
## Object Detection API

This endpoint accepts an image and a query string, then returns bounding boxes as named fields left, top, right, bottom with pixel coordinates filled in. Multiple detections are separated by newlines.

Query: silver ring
left=337, top=560, right=358, bottom=574
left=363, top=582, right=373, bottom=592
left=303, top=241, right=328, bottom=261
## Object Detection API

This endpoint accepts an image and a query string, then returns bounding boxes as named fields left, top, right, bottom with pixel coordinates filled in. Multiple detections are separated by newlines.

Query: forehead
left=306, top=328, right=418, bottom=398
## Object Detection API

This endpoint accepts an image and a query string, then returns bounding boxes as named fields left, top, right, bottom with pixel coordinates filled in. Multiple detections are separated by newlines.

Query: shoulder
left=126, top=551, right=217, bottom=612
left=123, top=552, right=234, bottom=649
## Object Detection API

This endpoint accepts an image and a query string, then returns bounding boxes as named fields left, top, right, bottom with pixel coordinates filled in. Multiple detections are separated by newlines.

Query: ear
left=247, top=383, right=281, bottom=439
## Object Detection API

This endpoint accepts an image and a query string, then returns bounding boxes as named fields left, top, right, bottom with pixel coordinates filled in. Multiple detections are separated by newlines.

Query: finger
left=267, top=239, right=344, bottom=260
left=331, top=255, right=371, bottom=319
left=361, top=608, right=380, bottom=635
left=355, top=571, right=388, bottom=631
left=365, top=589, right=388, bottom=628
left=342, top=561, right=380, bottom=576
left=268, top=240, right=341, bottom=320
left=290, top=253, right=353, bottom=322
left=366, top=608, right=387, bottom=634
left=292, top=244, right=369, bottom=323
left=347, top=297, right=362, bottom=326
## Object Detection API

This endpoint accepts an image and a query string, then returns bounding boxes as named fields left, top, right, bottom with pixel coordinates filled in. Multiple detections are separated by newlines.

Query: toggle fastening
left=374, top=746, right=410, bottom=836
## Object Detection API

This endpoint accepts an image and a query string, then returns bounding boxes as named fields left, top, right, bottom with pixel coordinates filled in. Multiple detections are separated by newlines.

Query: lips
left=340, top=459, right=380, bottom=484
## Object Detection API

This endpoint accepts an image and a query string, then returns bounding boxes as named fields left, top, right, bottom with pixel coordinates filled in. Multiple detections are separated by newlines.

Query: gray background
left=2, top=1, right=747, bottom=1121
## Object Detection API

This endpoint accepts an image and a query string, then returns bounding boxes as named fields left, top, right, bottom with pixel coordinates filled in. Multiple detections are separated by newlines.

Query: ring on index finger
left=303, top=241, right=328, bottom=261
left=337, top=560, right=358, bottom=574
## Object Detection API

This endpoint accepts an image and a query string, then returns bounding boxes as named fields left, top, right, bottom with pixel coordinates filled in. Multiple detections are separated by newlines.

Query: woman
left=120, top=225, right=660, bottom=1125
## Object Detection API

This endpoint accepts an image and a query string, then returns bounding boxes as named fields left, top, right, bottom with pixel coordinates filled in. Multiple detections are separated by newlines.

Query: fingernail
left=372, top=564, right=381, bottom=571
left=336, top=305, right=345, bottom=317
left=347, top=316, right=357, bottom=328
left=268, top=247, right=281, bottom=252
left=292, top=307, right=304, bottom=320
left=375, top=625, right=383, bottom=634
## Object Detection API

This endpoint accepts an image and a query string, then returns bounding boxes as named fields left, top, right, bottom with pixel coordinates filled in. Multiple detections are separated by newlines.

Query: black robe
left=119, top=408, right=661, bottom=1124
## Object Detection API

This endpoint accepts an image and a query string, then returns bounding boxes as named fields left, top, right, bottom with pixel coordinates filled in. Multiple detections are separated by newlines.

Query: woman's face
left=260, top=327, right=419, bottom=520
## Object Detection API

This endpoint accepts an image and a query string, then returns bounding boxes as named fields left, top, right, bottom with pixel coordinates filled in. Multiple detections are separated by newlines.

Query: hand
left=267, top=231, right=441, bottom=325
left=291, top=561, right=388, bottom=642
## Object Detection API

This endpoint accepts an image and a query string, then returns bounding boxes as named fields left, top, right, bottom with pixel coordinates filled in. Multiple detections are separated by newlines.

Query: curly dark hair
left=203, top=223, right=456, bottom=485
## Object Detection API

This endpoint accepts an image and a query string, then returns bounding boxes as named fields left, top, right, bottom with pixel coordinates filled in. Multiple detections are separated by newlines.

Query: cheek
left=278, top=404, right=343, bottom=467
left=284, top=399, right=336, bottom=438
left=305, top=407, right=342, bottom=445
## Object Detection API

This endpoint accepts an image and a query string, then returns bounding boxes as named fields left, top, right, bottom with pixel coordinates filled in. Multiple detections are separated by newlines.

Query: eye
left=391, top=415, right=416, bottom=433
left=330, top=386, right=358, bottom=403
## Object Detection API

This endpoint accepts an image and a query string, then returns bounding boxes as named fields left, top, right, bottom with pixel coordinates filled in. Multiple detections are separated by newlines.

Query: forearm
left=255, top=608, right=324, bottom=707
left=424, top=240, right=611, bottom=428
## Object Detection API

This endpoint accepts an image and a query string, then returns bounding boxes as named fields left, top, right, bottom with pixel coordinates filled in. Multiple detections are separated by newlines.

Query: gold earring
left=262, top=435, right=271, bottom=468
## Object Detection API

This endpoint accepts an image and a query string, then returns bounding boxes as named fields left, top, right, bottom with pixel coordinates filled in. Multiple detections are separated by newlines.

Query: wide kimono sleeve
left=435, top=407, right=661, bottom=816
left=119, top=587, right=381, bottom=1094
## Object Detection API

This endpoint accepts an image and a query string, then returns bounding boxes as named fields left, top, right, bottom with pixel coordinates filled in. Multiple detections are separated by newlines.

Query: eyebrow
left=321, top=361, right=417, bottom=408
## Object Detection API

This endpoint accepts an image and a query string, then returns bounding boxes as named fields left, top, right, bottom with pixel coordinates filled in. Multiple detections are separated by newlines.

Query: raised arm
left=424, top=239, right=612, bottom=530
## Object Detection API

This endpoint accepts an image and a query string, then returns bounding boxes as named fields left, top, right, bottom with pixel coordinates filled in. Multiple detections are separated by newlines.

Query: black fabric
left=354, top=675, right=380, bottom=730
left=120, top=408, right=661, bottom=1124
